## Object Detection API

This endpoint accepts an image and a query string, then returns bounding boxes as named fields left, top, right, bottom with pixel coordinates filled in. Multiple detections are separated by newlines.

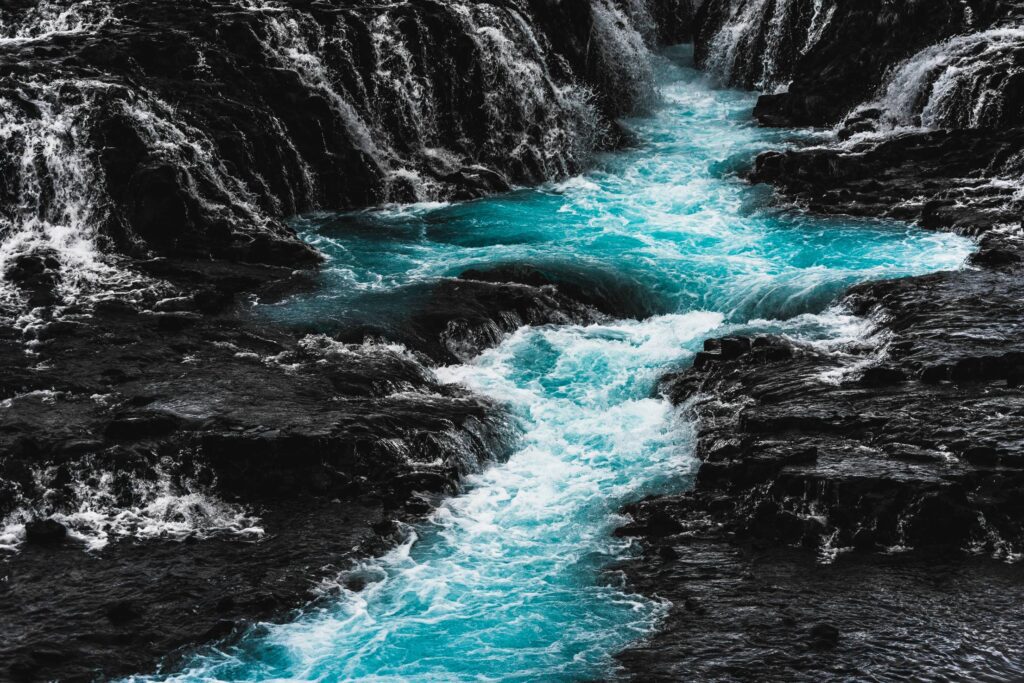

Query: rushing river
left=149, top=46, right=971, bottom=682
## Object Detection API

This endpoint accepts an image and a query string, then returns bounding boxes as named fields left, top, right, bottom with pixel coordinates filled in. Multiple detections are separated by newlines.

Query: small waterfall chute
left=870, top=27, right=1024, bottom=130
left=701, top=0, right=832, bottom=93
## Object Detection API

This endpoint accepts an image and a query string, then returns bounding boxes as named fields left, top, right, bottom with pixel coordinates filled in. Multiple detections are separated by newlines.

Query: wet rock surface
left=0, top=248, right=671, bottom=680
left=325, top=262, right=666, bottom=365
left=749, top=128, right=1024, bottom=235
left=614, top=545, right=1024, bottom=681
left=1, top=501, right=399, bottom=682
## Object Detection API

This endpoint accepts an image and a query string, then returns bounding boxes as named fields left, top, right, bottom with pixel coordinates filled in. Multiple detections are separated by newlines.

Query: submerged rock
left=23, top=519, right=67, bottom=546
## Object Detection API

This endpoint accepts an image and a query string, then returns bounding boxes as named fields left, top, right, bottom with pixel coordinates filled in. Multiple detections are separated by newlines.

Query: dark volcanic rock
left=614, top=545, right=1024, bottom=680
left=23, top=519, right=67, bottom=545
left=300, top=260, right=668, bottom=365
left=633, top=257, right=1024, bottom=561
left=615, top=296, right=1024, bottom=678
left=0, top=501, right=404, bottom=683
left=617, top=6, right=1024, bottom=676
left=618, top=5, right=1024, bottom=679
left=0, top=251, right=659, bottom=682
left=459, top=262, right=664, bottom=320
left=404, top=262, right=664, bottom=362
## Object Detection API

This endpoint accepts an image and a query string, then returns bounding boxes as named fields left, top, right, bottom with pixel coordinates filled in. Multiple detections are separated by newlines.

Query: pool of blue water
left=148, top=46, right=971, bottom=682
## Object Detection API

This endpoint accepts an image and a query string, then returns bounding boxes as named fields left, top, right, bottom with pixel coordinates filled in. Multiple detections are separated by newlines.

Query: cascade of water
left=872, top=27, right=1024, bottom=130
left=232, top=0, right=633, bottom=197
left=252, top=5, right=384, bottom=166
left=120, top=91, right=283, bottom=232
left=591, top=0, right=658, bottom=109
left=702, top=0, right=833, bottom=92
left=801, top=0, right=834, bottom=55
left=758, top=0, right=795, bottom=91
left=0, top=0, right=114, bottom=43
left=0, top=79, right=151, bottom=316
left=129, top=47, right=972, bottom=683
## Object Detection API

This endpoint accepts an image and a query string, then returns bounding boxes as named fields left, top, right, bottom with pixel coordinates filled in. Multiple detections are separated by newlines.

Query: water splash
left=702, top=0, right=832, bottom=92
left=872, top=27, right=1024, bottom=130
left=0, top=458, right=263, bottom=553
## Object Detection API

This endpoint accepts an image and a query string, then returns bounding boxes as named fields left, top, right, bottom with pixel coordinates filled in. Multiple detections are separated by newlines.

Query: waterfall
left=802, top=0, right=833, bottom=55
left=700, top=0, right=829, bottom=92
left=591, top=0, right=658, bottom=109
left=872, top=27, right=1024, bottom=130
left=0, top=79, right=152, bottom=317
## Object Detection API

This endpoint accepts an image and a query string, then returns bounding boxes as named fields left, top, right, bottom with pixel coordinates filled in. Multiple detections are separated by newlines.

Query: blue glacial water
left=148, top=46, right=972, bottom=682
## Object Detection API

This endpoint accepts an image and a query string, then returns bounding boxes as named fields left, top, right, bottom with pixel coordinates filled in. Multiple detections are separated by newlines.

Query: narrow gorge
left=0, top=1, right=1022, bottom=681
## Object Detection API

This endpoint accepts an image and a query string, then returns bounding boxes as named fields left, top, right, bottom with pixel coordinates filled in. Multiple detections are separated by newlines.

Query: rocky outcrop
left=614, top=545, right=1024, bottom=680
left=0, top=247, right=680, bottom=680
left=749, top=127, right=1024, bottom=234
left=318, top=262, right=667, bottom=364
left=0, top=258, right=517, bottom=680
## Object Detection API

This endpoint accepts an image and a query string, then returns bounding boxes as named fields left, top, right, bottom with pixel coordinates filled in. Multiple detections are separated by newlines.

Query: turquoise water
left=151, top=47, right=971, bottom=682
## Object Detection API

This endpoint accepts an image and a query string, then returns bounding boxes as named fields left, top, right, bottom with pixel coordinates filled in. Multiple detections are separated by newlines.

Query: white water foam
left=0, top=78, right=161, bottom=319
left=0, top=464, right=263, bottom=553
left=0, top=0, right=115, bottom=44
left=869, top=27, right=1024, bottom=130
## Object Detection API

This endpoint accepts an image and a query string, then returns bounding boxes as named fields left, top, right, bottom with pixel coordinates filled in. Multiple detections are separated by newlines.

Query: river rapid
left=143, top=45, right=971, bottom=683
